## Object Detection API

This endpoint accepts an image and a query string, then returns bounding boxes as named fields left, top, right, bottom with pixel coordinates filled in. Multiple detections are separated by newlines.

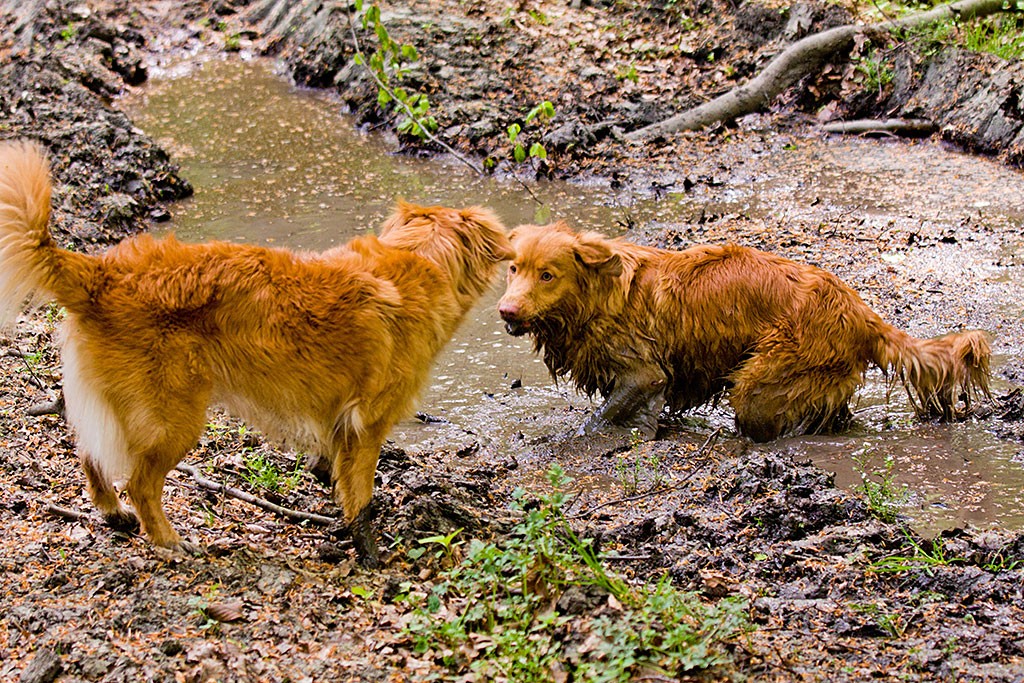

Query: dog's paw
left=348, top=506, right=382, bottom=569
left=176, top=539, right=205, bottom=556
left=152, top=540, right=204, bottom=562
left=102, top=508, right=140, bottom=532
left=357, top=547, right=381, bottom=569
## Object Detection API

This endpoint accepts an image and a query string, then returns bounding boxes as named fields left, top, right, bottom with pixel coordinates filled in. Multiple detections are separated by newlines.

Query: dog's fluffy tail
left=0, top=140, right=95, bottom=326
left=874, top=325, right=991, bottom=419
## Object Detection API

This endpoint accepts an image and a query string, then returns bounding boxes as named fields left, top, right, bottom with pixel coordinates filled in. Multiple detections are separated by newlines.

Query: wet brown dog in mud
left=0, top=141, right=513, bottom=565
left=498, top=221, right=991, bottom=441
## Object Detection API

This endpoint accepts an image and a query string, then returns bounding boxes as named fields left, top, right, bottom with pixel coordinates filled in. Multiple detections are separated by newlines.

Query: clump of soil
left=1, top=0, right=193, bottom=247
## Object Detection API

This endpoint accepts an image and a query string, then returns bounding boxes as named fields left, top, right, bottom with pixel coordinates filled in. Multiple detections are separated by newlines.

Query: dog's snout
left=498, top=301, right=520, bottom=321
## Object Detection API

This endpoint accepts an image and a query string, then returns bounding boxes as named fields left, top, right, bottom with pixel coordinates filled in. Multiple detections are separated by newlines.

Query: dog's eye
left=509, top=264, right=518, bottom=274
left=540, top=271, right=554, bottom=282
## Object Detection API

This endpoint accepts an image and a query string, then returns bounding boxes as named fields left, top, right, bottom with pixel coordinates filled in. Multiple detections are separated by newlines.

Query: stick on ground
left=175, top=463, right=338, bottom=526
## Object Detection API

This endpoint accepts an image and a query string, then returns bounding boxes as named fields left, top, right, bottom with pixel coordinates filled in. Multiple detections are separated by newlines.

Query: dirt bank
left=2, top=1, right=1024, bottom=681
left=251, top=0, right=1024, bottom=185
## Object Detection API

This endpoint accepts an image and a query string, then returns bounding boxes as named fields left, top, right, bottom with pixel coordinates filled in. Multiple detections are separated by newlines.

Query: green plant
left=405, top=465, right=749, bottom=680
left=853, top=450, right=909, bottom=523
left=870, top=527, right=966, bottom=576
left=18, top=349, right=44, bottom=373
left=188, top=586, right=222, bottom=633
left=617, top=63, right=639, bottom=83
left=983, top=554, right=1023, bottom=573
left=854, top=51, right=895, bottom=95
left=614, top=429, right=664, bottom=495
left=849, top=602, right=908, bottom=639
left=506, top=100, right=555, bottom=165
left=527, top=8, right=550, bottom=25
left=677, top=16, right=699, bottom=32
left=351, top=0, right=438, bottom=141
left=904, top=10, right=1024, bottom=60
left=862, top=0, right=935, bottom=21
left=59, top=22, right=77, bottom=42
left=408, top=528, right=464, bottom=564
left=242, top=451, right=303, bottom=494
left=959, top=15, right=1024, bottom=60
left=44, top=303, right=65, bottom=327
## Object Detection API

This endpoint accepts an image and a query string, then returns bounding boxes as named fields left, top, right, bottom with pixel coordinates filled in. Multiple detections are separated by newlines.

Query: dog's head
left=380, top=201, right=514, bottom=308
left=497, top=221, right=622, bottom=337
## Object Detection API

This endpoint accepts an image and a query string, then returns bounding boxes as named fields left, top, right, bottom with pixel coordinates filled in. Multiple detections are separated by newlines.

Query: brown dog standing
left=0, top=141, right=513, bottom=565
left=498, top=221, right=990, bottom=441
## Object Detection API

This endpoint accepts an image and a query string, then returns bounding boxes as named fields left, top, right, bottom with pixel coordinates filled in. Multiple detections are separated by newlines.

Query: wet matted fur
left=498, top=221, right=990, bottom=441
left=0, top=140, right=513, bottom=564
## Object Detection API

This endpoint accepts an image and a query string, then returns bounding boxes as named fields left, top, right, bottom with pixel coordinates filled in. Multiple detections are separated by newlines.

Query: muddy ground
left=2, top=0, right=1024, bottom=681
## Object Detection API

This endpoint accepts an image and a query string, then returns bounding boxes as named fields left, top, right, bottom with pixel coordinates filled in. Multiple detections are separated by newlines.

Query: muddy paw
left=102, top=508, right=140, bottom=532
left=349, top=506, right=381, bottom=569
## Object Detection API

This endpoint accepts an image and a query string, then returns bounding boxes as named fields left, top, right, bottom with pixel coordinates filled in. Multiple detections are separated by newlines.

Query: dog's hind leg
left=730, top=341, right=864, bottom=442
left=80, top=453, right=138, bottom=531
left=122, top=397, right=210, bottom=554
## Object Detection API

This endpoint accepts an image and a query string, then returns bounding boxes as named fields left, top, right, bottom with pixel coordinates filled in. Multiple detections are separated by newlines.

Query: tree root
left=625, top=0, right=1010, bottom=141
left=822, top=118, right=938, bottom=137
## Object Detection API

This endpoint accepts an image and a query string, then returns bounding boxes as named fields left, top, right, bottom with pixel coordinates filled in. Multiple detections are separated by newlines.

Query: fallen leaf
left=206, top=601, right=245, bottom=623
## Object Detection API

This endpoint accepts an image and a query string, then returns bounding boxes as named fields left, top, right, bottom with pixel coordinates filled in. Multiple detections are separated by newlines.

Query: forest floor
left=2, top=0, right=1024, bottom=681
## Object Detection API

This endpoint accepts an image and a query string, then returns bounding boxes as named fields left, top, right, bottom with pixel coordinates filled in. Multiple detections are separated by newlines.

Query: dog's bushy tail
left=874, top=325, right=991, bottom=419
left=0, top=141, right=94, bottom=326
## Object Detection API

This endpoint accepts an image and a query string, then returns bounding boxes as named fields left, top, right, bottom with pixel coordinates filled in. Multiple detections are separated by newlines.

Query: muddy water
left=119, top=57, right=1024, bottom=534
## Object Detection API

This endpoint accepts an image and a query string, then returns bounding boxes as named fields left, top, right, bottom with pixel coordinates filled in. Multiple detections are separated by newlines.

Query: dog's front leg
left=578, top=367, right=667, bottom=439
left=331, top=435, right=385, bottom=569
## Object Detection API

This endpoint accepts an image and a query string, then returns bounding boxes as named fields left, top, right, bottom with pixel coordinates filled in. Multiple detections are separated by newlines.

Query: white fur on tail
left=0, top=140, right=55, bottom=326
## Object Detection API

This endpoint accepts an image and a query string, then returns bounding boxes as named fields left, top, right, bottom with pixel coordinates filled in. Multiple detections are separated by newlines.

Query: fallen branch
left=625, top=0, right=1010, bottom=141
left=27, top=396, right=64, bottom=417
left=822, top=118, right=938, bottom=137
left=174, top=463, right=337, bottom=526
left=45, top=503, right=92, bottom=523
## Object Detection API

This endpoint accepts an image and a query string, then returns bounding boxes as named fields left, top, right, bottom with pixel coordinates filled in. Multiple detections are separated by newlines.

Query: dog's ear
left=457, top=207, right=515, bottom=261
left=574, top=232, right=622, bottom=277
left=380, top=199, right=425, bottom=236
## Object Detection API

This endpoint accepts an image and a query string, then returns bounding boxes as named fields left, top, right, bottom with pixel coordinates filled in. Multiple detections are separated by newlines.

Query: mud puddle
left=118, top=56, right=1024, bottom=534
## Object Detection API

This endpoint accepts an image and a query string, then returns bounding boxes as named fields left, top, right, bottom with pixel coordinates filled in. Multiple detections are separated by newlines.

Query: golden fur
left=0, top=140, right=513, bottom=563
left=498, top=221, right=991, bottom=441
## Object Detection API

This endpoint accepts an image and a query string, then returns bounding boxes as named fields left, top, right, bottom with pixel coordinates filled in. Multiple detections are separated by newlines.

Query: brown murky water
left=120, top=57, right=1024, bottom=534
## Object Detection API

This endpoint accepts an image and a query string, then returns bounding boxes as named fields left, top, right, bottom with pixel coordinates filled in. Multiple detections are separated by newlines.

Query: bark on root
left=625, top=0, right=1011, bottom=141
left=822, top=118, right=939, bottom=137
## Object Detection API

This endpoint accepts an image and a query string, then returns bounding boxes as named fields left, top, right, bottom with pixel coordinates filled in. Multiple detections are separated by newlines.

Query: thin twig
left=346, top=10, right=481, bottom=176
left=174, top=463, right=338, bottom=526
left=570, top=428, right=721, bottom=520
left=12, top=349, right=49, bottom=390
left=346, top=6, right=545, bottom=206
